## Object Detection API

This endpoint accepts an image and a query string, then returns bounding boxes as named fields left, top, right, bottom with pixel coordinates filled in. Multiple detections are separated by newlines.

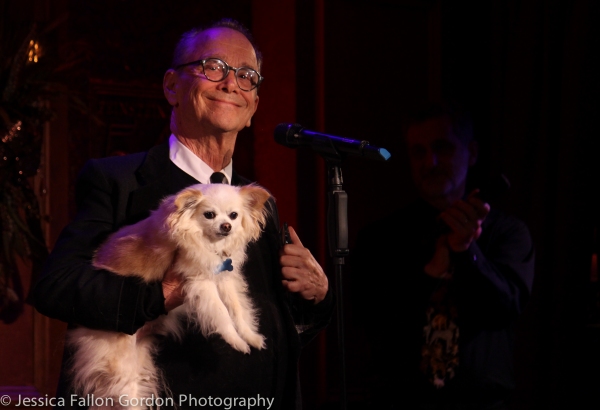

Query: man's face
left=406, top=116, right=476, bottom=204
left=165, top=27, right=260, bottom=136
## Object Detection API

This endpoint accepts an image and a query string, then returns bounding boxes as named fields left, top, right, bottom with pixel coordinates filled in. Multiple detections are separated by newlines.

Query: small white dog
left=66, top=183, right=271, bottom=409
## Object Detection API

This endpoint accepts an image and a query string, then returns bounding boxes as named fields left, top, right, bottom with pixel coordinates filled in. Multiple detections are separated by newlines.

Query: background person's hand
left=438, top=189, right=491, bottom=252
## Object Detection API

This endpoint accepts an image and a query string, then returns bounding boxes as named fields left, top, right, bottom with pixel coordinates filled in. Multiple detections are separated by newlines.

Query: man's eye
left=432, top=140, right=456, bottom=155
left=204, top=212, right=216, bottom=219
left=410, top=146, right=426, bottom=158
left=229, top=212, right=238, bottom=220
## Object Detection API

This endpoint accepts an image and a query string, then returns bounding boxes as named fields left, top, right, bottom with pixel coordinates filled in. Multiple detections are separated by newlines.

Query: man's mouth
left=207, top=97, right=242, bottom=107
left=423, top=169, right=449, bottom=178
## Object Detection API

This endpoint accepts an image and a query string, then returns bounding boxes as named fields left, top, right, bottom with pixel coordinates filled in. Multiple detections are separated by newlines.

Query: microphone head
left=274, top=123, right=304, bottom=147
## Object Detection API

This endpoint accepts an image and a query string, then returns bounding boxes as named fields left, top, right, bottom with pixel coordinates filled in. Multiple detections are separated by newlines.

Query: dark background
left=1, top=0, right=599, bottom=409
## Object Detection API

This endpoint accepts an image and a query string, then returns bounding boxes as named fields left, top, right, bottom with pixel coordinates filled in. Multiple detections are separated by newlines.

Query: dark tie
left=210, top=172, right=228, bottom=184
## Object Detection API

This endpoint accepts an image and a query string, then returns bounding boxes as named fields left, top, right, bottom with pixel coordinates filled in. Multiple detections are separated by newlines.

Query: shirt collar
left=169, top=134, right=232, bottom=184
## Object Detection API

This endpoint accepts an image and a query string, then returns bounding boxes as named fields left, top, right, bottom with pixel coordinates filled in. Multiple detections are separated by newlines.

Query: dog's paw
left=222, top=333, right=251, bottom=354
left=245, top=332, right=266, bottom=350
left=232, top=339, right=251, bottom=354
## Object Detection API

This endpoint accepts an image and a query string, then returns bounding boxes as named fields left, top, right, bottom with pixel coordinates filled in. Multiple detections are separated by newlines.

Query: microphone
left=274, top=123, right=391, bottom=161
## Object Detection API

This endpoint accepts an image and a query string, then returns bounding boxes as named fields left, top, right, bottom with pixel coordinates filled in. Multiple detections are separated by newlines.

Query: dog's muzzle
left=219, top=223, right=231, bottom=236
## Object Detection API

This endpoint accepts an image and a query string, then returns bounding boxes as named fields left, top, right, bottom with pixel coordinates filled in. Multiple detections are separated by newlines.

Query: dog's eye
left=203, top=211, right=216, bottom=219
left=229, top=212, right=238, bottom=220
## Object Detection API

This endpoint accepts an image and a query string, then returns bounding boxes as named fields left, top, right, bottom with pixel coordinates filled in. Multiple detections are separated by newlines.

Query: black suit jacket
left=34, top=142, right=333, bottom=409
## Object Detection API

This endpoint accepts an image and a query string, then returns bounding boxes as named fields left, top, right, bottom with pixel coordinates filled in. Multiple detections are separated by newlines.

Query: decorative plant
left=0, top=15, right=98, bottom=324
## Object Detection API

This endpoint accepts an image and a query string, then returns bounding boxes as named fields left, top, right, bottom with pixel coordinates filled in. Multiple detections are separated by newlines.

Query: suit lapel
left=231, top=169, right=250, bottom=186
left=127, top=142, right=199, bottom=221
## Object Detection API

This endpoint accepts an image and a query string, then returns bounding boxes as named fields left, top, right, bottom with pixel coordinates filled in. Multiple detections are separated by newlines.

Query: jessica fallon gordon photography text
left=11, top=394, right=275, bottom=408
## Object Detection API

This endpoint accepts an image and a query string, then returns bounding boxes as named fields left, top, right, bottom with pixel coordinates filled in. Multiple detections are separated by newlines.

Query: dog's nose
left=220, top=223, right=231, bottom=233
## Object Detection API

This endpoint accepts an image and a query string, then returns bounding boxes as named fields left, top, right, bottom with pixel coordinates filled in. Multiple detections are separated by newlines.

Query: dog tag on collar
left=215, top=258, right=234, bottom=274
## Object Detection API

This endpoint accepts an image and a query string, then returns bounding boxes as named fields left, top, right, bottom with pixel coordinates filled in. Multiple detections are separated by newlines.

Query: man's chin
left=419, top=182, right=453, bottom=199
left=199, top=117, right=248, bottom=136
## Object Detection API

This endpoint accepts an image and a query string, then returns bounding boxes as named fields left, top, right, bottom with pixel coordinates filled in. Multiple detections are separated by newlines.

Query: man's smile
left=206, top=96, right=243, bottom=107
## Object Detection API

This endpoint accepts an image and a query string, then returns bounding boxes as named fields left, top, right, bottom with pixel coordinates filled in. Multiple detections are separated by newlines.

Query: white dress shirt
left=168, top=134, right=232, bottom=184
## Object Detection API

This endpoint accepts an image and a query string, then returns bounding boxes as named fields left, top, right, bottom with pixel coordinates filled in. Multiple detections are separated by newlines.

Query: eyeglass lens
left=203, top=59, right=260, bottom=91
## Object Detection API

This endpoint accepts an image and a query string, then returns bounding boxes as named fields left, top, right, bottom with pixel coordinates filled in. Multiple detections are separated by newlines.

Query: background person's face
left=406, top=116, right=475, bottom=205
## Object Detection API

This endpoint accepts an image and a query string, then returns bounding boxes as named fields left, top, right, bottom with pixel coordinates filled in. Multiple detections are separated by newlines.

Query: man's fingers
left=280, top=256, right=304, bottom=272
left=281, top=265, right=300, bottom=281
left=439, top=212, right=466, bottom=232
left=454, top=200, right=479, bottom=221
left=467, top=190, right=491, bottom=218
left=287, top=225, right=303, bottom=247
left=443, top=207, right=471, bottom=227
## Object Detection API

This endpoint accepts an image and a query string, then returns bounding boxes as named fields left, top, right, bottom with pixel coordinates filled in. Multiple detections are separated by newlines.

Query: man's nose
left=219, top=70, right=237, bottom=91
left=424, top=150, right=439, bottom=167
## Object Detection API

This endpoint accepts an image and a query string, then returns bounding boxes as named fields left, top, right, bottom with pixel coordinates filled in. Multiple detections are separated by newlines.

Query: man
left=352, top=102, right=534, bottom=409
left=34, top=18, right=333, bottom=409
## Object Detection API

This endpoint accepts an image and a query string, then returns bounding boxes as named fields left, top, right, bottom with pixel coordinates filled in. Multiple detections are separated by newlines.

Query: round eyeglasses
left=174, top=58, right=263, bottom=91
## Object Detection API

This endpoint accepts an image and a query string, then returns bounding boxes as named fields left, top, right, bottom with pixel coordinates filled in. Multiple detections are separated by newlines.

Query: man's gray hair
left=405, top=100, right=474, bottom=145
left=171, top=18, right=263, bottom=71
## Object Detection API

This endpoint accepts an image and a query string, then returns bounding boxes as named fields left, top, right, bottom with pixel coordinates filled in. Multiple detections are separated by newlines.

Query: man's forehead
left=192, top=27, right=258, bottom=67
left=406, top=117, right=457, bottom=144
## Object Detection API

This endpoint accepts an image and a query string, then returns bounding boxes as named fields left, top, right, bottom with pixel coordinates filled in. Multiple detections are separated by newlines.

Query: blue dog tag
left=215, top=258, right=233, bottom=274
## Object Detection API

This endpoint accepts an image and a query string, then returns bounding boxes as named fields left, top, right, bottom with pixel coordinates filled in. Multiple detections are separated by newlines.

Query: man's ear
left=245, top=95, right=259, bottom=128
left=468, top=140, right=479, bottom=167
left=164, top=69, right=179, bottom=107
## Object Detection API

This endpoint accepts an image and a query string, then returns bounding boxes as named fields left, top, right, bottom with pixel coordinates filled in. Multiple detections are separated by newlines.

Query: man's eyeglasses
left=174, top=58, right=263, bottom=92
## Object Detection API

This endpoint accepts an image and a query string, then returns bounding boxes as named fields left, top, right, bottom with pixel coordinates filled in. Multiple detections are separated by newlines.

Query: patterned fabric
left=421, top=277, right=459, bottom=389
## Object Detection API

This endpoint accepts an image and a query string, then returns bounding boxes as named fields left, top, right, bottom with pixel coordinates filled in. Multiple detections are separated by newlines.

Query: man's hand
left=424, top=190, right=491, bottom=278
left=280, top=226, right=328, bottom=304
left=424, top=235, right=452, bottom=278
left=162, top=265, right=184, bottom=312
left=438, top=189, right=491, bottom=252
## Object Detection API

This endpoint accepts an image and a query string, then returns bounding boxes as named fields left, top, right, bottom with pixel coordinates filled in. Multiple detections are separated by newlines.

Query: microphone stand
left=324, top=154, right=349, bottom=410
left=274, top=122, right=391, bottom=410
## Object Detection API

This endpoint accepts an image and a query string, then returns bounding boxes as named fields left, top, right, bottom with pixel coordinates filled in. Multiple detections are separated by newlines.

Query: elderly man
left=352, top=102, right=534, bottom=410
left=34, top=18, right=333, bottom=410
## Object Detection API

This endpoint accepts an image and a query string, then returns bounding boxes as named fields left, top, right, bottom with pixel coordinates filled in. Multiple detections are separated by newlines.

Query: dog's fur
left=66, top=183, right=271, bottom=409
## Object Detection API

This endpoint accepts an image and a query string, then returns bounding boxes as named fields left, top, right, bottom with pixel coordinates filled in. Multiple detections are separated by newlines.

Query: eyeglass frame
left=174, top=57, right=264, bottom=91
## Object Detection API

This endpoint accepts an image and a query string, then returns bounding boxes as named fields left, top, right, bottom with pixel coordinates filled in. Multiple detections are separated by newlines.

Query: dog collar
left=215, top=258, right=233, bottom=274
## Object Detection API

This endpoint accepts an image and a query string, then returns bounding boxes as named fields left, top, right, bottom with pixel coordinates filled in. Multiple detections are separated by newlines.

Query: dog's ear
left=164, top=185, right=207, bottom=250
left=239, top=184, right=271, bottom=241
left=166, top=186, right=204, bottom=228
left=173, top=186, right=204, bottom=212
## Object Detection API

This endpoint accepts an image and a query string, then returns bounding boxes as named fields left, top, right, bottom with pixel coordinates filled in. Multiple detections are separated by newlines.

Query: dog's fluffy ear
left=92, top=203, right=177, bottom=282
left=166, top=185, right=205, bottom=238
left=172, top=186, right=204, bottom=213
left=239, top=184, right=271, bottom=242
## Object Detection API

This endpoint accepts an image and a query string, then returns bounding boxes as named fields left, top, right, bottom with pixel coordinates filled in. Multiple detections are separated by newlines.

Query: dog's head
left=166, top=183, right=271, bottom=250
